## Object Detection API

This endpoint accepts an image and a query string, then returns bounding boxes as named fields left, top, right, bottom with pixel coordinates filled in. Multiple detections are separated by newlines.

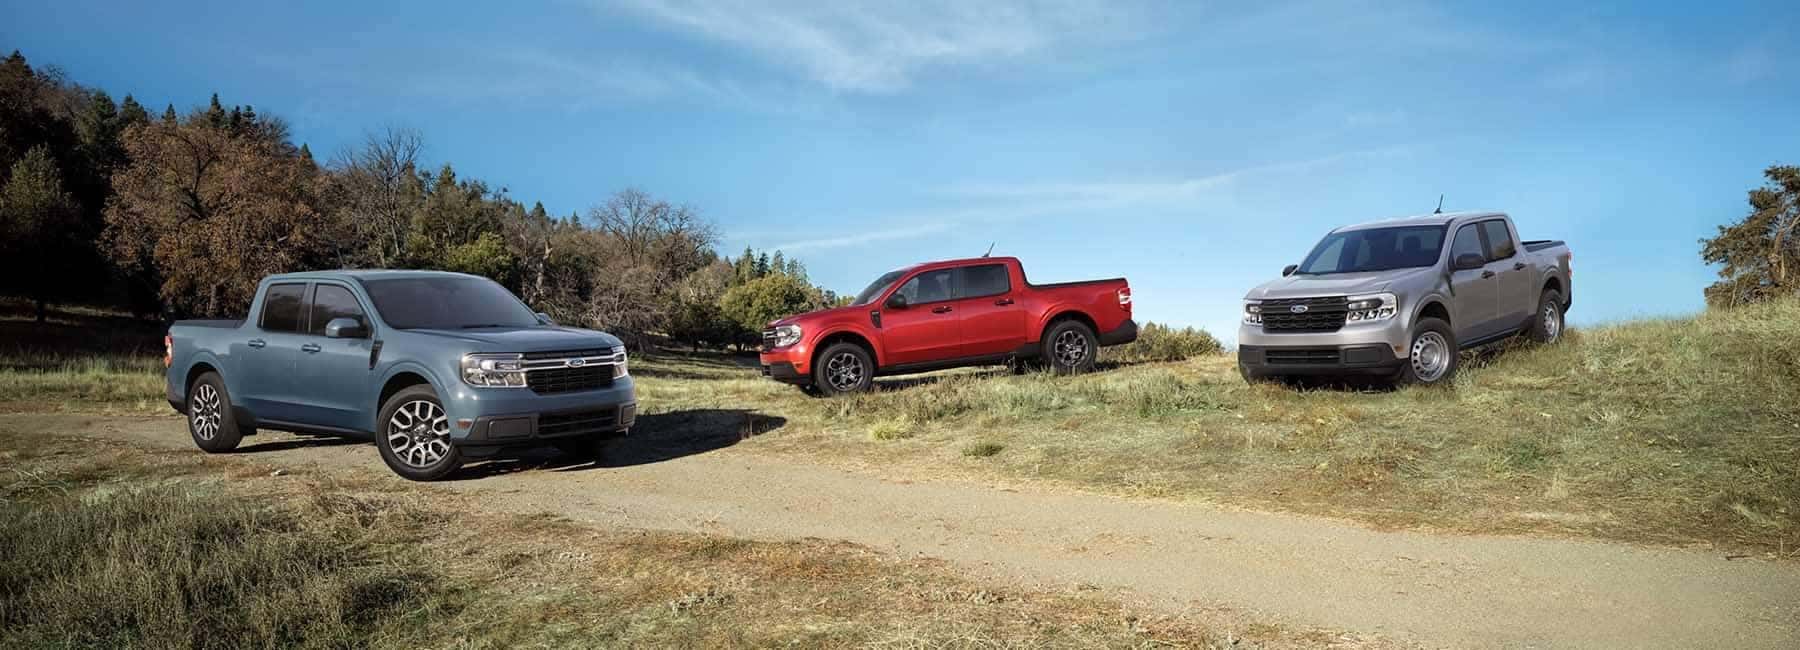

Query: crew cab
left=759, top=256, right=1136, bottom=395
left=164, top=270, right=637, bottom=480
left=1239, top=211, right=1571, bottom=385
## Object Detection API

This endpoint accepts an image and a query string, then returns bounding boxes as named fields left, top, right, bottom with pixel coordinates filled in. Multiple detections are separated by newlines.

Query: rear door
left=1481, top=219, right=1534, bottom=330
left=1445, top=223, right=1499, bottom=342
left=877, top=268, right=961, bottom=366
left=951, top=263, right=1027, bottom=358
left=294, top=282, right=377, bottom=431
left=235, top=282, right=307, bottom=422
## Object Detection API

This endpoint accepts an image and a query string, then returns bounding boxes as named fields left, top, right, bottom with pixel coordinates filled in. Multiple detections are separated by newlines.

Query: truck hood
left=1245, top=268, right=1434, bottom=300
left=771, top=305, right=865, bottom=328
left=403, top=326, right=622, bottom=352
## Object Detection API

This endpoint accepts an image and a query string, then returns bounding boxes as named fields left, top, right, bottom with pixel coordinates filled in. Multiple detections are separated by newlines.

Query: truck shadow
left=448, top=409, right=787, bottom=480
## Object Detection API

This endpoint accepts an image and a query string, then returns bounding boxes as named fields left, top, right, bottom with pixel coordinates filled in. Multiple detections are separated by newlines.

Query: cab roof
left=1334, top=211, right=1507, bottom=232
left=895, top=256, right=1020, bottom=273
left=261, top=269, right=485, bottom=283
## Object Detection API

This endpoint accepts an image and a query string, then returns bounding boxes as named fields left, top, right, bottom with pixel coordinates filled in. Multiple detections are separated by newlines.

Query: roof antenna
left=982, top=242, right=995, bottom=257
left=1433, top=194, right=1445, bottom=214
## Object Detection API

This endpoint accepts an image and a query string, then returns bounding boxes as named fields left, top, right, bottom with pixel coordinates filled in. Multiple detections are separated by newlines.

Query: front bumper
left=761, top=361, right=809, bottom=385
left=1238, top=344, right=1404, bottom=376
left=759, top=342, right=814, bottom=385
left=442, top=376, right=637, bottom=444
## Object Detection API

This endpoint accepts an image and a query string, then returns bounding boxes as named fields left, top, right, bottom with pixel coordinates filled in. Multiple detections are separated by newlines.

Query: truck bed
left=1024, top=276, right=1129, bottom=290
left=1521, top=240, right=1565, bottom=253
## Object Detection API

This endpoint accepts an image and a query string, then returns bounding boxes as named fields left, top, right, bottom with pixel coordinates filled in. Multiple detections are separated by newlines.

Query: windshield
left=361, top=276, right=540, bottom=329
left=1296, top=225, right=1446, bottom=275
left=851, top=270, right=907, bottom=306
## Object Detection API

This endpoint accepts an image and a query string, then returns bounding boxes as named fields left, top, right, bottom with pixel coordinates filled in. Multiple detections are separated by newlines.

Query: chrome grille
left=1259, top=297, right=1349, bottom=333
left=519, top=349, right=623, bottom=395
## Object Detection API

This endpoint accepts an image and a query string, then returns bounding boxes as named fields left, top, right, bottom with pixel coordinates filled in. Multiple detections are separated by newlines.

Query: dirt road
left=7, top=413, right=1796, bottom=649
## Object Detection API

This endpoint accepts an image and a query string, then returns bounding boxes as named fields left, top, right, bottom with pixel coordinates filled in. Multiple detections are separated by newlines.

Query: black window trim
left=258, top=282, right=309, bottom=333
left=954, top=263, right=1012, bottom=300
left=1477, top=219, right=1516, bottom=262
left=304, top=280, right=372, bottom=337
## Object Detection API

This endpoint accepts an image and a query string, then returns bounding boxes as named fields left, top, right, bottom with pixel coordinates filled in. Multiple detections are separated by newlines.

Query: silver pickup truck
left=1239, top=211, right=1571, bottom=385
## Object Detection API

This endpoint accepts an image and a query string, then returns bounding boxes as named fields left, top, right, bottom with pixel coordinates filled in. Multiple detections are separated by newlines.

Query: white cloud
left=768, top=223, right=953, bottom=253
left=598, top=0, right=1144, bottom=93
left=941, top=147, right=1413, bottom=205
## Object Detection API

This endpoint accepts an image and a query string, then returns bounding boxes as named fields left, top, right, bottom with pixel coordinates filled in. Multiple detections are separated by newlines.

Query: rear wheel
left=1042, top=320, right=1098, bottom=375
left=1395, top=318, right=1458, bottom=386
left=812, top=343, right=874, bottom=396
left=1529, top=289, right=1564, bottom=344
left=376, top=385, right=463, bottom=481
left=186, top=372, right=243, bottom=453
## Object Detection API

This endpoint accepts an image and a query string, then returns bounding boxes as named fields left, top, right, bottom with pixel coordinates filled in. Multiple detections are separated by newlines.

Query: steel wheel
left=1409, top=331, right=1452, bottom=382
left=1053, top=329, right=1089, bottom=368
left=386, top=399, right=451, bottom=468
left=190, top=383, right=222, bottom=441
left=825, top=351, right=866, bottom=392
left=1541, top=302, right=1562, bottom=343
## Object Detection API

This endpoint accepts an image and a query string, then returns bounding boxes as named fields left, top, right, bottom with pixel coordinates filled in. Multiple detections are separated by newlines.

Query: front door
left=236, top=282, right=307, bottom=422
left=295, top=282, right=377, bottom=432
left=1446, top=223, right=1499, bottom=342
left=952, top=263, right=1027, bottom=358
left=877, top=268, right=960, bottom=366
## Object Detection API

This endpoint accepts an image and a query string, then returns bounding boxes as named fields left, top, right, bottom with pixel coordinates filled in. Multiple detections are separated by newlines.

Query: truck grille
left=1259, top=297, right=1349, bottom=333
left=760, top=329, right=778, bottom=352
left=527, top=366, right=613, bottom=394
left=538, top=408, right=619, bottom=437
left=1265, top=348, right=1341, bottom=365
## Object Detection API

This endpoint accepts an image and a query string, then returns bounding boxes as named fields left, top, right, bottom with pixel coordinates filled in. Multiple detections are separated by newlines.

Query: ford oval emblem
left=1289, top=305, right=1309, bottom=314
left=566, top=358, right=586, bottom=368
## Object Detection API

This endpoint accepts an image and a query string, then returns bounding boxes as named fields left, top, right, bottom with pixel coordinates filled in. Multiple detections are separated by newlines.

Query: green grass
left=0, top=432, right=1359, bottom=649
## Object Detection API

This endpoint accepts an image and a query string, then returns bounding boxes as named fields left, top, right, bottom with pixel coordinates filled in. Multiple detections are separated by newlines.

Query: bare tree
left=329, top=127, right=424, bottom=267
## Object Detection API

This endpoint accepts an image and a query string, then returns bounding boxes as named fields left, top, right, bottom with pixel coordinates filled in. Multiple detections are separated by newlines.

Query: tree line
left=0, top=50, right=838, bottom=349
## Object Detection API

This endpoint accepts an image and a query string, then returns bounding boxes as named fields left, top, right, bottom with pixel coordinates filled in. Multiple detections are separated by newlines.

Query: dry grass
left=0, top=431, right=1387, bottom=649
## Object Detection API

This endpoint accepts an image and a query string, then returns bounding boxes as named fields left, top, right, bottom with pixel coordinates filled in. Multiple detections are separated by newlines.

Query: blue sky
left=7, top=0, right=1798, bottom=340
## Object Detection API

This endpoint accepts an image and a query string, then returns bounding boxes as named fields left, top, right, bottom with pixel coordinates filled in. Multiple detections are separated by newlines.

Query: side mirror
left=324, top=317, right=367, bottom=339
left=885, top=293, right=910, bottom=310
left=1453, top=253, right=1487, bottom=271
left=1282, top=264, right=1299, bottom=277
left=535, top=312, right=554, bottom=325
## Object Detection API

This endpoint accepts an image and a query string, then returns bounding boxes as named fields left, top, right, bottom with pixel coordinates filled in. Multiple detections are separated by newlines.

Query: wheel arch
left=811, top=328, right=880, bottom=371
left=375, top=364, right=442, bottom=431
left=1039, top=308, right=1098, bottom=341
left=1414, top=299, right=1451, bottom=328
left=1542, top=274, right=1564, bottom=299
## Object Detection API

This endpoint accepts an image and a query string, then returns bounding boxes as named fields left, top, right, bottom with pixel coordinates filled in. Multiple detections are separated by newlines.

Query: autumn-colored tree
left=0, top=146, right=81, bottom=321
left=1701, top=165, right=1800, bottom=307
left=103, top=117, right=333, bottom=317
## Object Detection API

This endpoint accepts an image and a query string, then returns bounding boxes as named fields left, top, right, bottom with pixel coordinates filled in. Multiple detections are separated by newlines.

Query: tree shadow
left=447, top=409, right=786, bottom=479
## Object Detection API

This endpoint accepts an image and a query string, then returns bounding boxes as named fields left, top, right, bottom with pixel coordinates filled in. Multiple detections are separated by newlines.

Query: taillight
left=163, top=334, right=173, bottom=368
left=1117, top=287, right=1132, bottom=310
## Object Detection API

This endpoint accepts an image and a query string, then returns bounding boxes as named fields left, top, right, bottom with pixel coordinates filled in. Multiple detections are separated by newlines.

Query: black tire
left=186, top=372, right=243, bottom=453
left=375, top=385, right=464, bottom=481
left=1395, top=317, right=1459, bottom=386
left=1528, top=289, right=1565, bottom=344
left=812, top=343, right=875, bottom=396
left=1041, top=320, right=1098, bottom=375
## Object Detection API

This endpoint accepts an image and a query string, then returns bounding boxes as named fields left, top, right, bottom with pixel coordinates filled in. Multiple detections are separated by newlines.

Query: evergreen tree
left=770, top=251, right=786, bottom=277
left=297, top=143, right=314, bottom=166
left=118, top=94, right=149, bottom=127
left=755, top=251, right=770, bottom=277
left=0, top=145, right=81, bottom=321
left=205, top=93, right=226, bottom=128
left=161, top=103, right=177, bottom=124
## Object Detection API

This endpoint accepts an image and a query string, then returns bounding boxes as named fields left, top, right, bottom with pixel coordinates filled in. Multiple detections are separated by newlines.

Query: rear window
left=959, top=264, right=1010, bottom=299
left=1480, top=220, right=1516, bottom=260
left=259, top=283, right=306, bottom=333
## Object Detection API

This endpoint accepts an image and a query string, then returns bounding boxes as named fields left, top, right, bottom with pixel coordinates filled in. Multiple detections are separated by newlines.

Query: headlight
left=1345, top=292, right=1398, bottom=323
left=462, top=353, right=527, bottom=388
left=611, top=345, right=629, bottom=379
left=1242, top=301, right=1263, bottom=325
left=772, top=324, right=802, bottom=348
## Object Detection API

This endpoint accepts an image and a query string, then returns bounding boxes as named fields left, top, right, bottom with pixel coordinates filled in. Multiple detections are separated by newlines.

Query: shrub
left=961, top=442, right=1005, bottom=457
left=1101, top=322, right=1222, bottom=363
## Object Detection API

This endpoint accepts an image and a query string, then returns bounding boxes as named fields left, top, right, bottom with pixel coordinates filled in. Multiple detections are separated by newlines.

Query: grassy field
left=5, top=297, right=1797, bottom=555
left=0, top=430, right=1381, bottom=649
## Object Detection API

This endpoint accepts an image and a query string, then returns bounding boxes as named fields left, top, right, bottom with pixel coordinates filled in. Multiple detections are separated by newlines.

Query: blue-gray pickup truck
left=164, top=270, right=637, bottom=480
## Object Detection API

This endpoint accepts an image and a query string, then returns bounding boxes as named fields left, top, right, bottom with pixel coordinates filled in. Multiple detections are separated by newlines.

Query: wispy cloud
left=768, top=223, right=953, bottom=253
left=940, top=147, right=1413, bottom=204
left=596, top=0, right=1145, bottom=93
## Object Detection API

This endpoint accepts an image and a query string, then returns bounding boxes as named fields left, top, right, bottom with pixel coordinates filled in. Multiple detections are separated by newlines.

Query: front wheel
left=1395, top=318, right=1459, bottom=386
left=376, top=385, right=464, bottom=481
left=812, top=343, right=874, bottom=396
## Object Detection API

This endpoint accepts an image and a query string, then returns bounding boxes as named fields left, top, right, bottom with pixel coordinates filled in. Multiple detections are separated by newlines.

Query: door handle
left=931, top=306, right=954, bottom=314
left=301, top=343, right=321, bottom=353
left=247, top=339, right=266, bottom=348
left=1480, top=270, right=1496, bottom=279
left=994, top=298, right=1015, bottom=306
left=1513, top=262, right=1527, bottom=271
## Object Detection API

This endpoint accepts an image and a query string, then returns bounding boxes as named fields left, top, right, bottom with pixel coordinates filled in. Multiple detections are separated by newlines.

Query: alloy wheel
left=387, top=400, right=451, bottom=468
left=1410, top=331, right=1451, bottom=382
left=190, top=383, right=222, bottom=440
left=825, top=352, right=866, bottom=391
left=1053, top=330, right=1089, bottom=368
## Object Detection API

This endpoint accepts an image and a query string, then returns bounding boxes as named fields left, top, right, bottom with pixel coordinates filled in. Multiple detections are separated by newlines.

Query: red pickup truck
left=759, top=256, right=1136, bottom=395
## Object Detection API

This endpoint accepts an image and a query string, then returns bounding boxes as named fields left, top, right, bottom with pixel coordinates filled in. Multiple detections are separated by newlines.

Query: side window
left=896, top=269, right=955, bottom=304
left=958, top=264, right=1010, bottom=299
left=308, top=284, right=366, bottom=335
left=1449, top=225, right=1485, bottom=265
left=1479, top=220, right=1516, bottom=260
left=259, top=283, right=306, bottom=333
